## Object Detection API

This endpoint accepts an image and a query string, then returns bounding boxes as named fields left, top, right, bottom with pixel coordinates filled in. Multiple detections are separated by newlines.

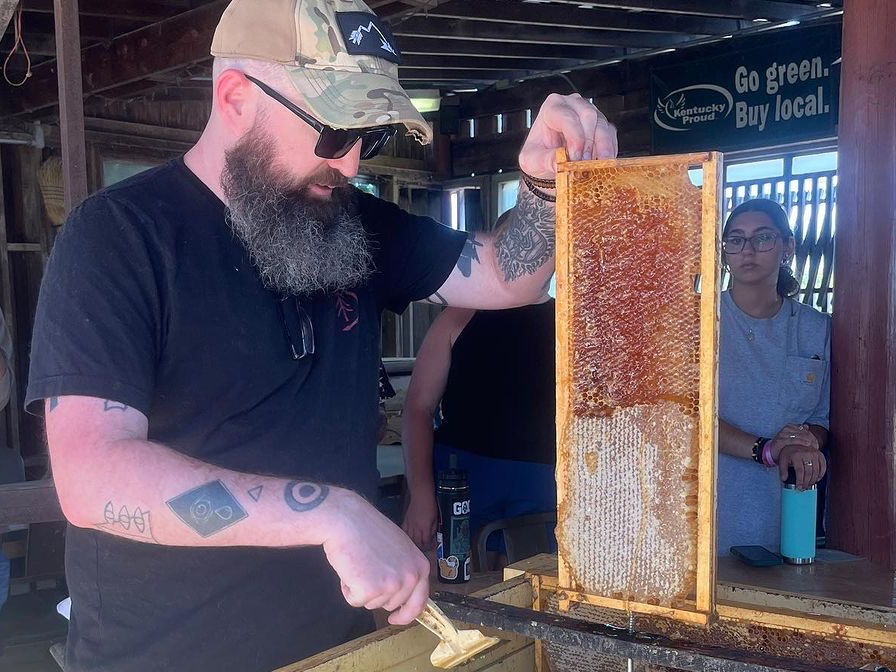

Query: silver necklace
left=731, top=297, right=782, bottom=343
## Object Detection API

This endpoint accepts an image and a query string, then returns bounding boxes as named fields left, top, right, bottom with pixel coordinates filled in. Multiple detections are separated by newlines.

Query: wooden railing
left=0, top=479, right=64, bottom=527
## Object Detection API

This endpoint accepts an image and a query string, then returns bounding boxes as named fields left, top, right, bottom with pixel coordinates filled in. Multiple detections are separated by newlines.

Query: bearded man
left=25, top=1, right=616, bottom=671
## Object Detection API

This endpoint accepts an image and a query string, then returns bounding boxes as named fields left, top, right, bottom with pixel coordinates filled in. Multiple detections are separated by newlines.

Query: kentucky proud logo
left=654, top=84, right=734, bottom=132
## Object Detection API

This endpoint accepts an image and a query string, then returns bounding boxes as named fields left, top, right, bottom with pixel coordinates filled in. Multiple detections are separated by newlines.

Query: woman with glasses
left=717, top=198, right=830, bottom=555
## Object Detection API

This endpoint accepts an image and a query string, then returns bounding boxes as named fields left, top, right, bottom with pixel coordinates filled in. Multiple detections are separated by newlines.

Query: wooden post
left=53, top=0, right=88, bottom=213
left=827, top=0, right=896, bottom=568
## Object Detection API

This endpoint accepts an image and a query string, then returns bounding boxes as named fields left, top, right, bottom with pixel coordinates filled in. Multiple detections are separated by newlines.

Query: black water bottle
left=436, top=455, right=471, bottom=584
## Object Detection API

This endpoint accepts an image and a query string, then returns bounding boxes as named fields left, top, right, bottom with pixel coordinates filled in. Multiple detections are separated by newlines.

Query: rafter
left=393, top=16, right=694, bottom=49
left=22, top=0, right=183, bottom=23
left=423, top=1, right=741, bottom=35
left=0, top=1, right=227, bottom=116
left=396, top=36, right=621, bottom=60
left=401, top=54, right=587, bottom=70
left=546, top=0, right=831, bottom=21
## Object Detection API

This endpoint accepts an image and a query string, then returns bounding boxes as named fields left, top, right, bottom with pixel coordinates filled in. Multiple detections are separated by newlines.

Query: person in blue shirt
left=716, top=198, right=830, bottom=554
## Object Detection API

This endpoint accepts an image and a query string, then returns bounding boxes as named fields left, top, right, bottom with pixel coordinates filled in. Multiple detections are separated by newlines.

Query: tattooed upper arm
left=493, top=183, right=555, bottom=282
left=45, top=396, right=149, bottom=449
left=419, top=183, right=555, bottom=309
left=455, top=233, right=484, bottom=278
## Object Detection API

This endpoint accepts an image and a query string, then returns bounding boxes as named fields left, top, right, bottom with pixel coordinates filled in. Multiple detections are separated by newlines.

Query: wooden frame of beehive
left=554, top=150, right=724, bottom=626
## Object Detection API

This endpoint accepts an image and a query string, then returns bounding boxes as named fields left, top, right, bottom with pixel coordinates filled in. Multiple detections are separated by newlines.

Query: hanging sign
left=650, top=25, right=840, bottom=153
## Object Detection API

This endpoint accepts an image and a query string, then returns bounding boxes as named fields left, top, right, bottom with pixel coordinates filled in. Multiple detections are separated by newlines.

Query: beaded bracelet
left=751, top=437, right=767, bottom=464
left=521, top=170, right=556, bottom=189
left=522, top=174, right=556, bottom=203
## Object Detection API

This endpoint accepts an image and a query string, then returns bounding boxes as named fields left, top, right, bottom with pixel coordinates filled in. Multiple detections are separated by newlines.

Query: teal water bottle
left=780, top=467, right=817, bottom=564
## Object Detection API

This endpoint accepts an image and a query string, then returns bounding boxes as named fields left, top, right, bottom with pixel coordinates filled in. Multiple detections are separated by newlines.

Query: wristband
left=522, top=175, right=556, bottom=203
left=751, top=437, right=767, bottom=464
left=520, top=170, right=556, bottom=189
left=762, top=440, right=776, bottom=467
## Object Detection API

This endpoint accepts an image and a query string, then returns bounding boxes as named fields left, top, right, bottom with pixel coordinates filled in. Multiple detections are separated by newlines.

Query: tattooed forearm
left=284, top=481, right=329, bottom=513
left=425, top=291, right=449, bottom=306
left=95, top=500, right=159, bottom=542
left=167, top=480, right=248, bottom=537
left=455, top=233, right=484, bottom=277
left=494, top=182, right=556, bottom=282
left=103, top=400, right=129, bottom=412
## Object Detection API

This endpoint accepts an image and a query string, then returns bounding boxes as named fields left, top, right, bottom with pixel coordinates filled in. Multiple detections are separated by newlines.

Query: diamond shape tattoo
left=166, top=480, right=248, bottom=538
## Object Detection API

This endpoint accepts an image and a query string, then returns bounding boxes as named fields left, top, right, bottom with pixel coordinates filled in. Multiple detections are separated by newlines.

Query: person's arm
left=718, top=419, right=764, bottom=460
left=719, top=419, right=826, bottom=489
left=47, top=395, right=430, bottom=625
left=423, top=94, right=617, bottom=310
left=401, top=308, right=474, bottom=550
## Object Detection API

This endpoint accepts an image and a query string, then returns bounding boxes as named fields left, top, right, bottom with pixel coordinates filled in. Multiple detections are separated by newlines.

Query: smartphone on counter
left=730, top=545, right=783, bottom=567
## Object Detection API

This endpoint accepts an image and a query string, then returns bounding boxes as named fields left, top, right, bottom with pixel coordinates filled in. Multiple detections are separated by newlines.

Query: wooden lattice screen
left=724, top=157, right=837, bottom=314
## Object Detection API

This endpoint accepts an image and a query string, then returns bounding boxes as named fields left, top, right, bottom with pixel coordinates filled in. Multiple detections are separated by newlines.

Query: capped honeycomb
left=555, top=155, right=719, bottom=609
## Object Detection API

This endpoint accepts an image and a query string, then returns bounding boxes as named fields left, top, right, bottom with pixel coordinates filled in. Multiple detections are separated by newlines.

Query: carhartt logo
left=349, top=21, right=397, bottom=56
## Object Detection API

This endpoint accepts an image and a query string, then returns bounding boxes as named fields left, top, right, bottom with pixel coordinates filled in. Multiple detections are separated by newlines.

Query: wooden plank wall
left=0, top=144, right=54, bottom=478
left=450, top=64, right=650, bottom=177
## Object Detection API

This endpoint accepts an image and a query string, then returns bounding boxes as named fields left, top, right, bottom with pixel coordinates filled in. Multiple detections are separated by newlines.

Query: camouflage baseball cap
left=211, top=0, right=432, bottom=145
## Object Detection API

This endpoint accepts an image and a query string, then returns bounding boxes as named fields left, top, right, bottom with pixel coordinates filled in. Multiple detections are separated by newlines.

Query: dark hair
left=723, top=198, right=799, bottom=298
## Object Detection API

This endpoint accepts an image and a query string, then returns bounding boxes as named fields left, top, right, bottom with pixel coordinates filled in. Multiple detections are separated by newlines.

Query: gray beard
left=221, top=128, right=373, bottom=296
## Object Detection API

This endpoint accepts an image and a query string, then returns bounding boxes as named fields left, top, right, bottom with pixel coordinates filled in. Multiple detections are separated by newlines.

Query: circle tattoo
left=284, top=481, right=329, bottom=512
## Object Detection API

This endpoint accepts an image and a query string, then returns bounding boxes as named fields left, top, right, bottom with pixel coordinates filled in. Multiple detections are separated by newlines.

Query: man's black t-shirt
left=25, top=159, right=465, bottom=672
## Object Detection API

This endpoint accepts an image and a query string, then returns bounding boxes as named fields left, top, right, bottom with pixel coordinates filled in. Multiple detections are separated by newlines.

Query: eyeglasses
left=245, top=75, right=397, bottom=161
left=722, top=231, right=781, bottom=254
left=280, top=297, right=315, bottom=360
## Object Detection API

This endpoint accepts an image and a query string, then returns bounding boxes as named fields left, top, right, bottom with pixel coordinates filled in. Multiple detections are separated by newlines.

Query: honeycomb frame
left=554, top=150, right=723, bottom=625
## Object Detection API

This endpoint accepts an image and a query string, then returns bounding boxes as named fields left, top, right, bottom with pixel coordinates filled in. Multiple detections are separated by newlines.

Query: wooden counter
left=717, top=549, right=896, bottom=628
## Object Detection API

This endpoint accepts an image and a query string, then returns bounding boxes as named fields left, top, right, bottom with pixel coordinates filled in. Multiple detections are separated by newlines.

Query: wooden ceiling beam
left=0, top=31, right=59, bottom=56
left=424, top=0, right=741, bottom=35
left=0, top=1, right=228, bottom=116
left=22, top=0, right=183, bottom=23
left=401, top=54, right=588, bottom=71
left=17, top=12, right=147, bottom=40
left=396, top=36, right=621, bottom=60
left=452, top=61, right=639, bottom=118
left=399, top=67, right=520, bottom=81
left=393, top=16, right=695, bottom=48
left=376, top=0, right=455, bottom=19
left=545, top=0, right=831, bottom=21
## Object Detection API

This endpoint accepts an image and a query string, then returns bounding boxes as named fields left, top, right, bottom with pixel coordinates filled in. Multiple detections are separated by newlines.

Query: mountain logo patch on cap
left=336, top=12, right=401, bottom=64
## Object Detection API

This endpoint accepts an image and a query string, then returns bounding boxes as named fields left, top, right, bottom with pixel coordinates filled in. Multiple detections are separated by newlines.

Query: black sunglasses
left=280, top=296, right=315, bottom=361
left=245, top=75, right=397, bottom=161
